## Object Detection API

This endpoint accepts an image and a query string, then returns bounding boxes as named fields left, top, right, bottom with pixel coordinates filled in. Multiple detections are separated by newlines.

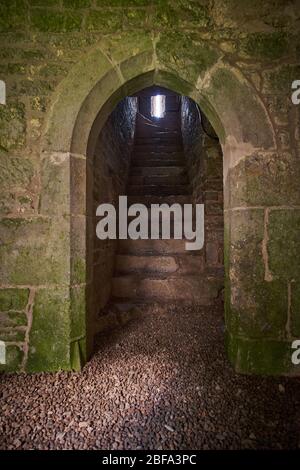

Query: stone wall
left=181, top=97, right=224, bottom=278
left=91, top=97, right=137, bottom=330
left=0, top=0, right=299, bottom=374
left=0, top=95, right=137, bottom=372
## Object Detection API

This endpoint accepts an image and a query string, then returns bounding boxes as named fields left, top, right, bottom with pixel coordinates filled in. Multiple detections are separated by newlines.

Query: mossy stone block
left=0, top=311, right=28, bottom=327
left=0, top=102, right=26, bottom=151
left=268, top=210, right=300, bottom=280
left=0, top=345, right=24, bottom=373
left=27, top=288, right=71, bottom=372
left=209, top=67, right=274, bottom=150
left=31, top=10, right=82, bottom=32
left=156, top=32, right=220, bottom=85
left=0, top=217, right=70, bottom=285
left=226, top=332, right=294, bottom=375
left=263, top=65, right=300, bottom=94
left=240, top=32, right=289, bottom=60
left=229, top=280, right=288, bottom=339
left=0, top=1, right=27, bottom=33
left=63, top=0, right=91, bottom=7
left=0, top=153, right=34, bottom=191
left=229, top=152, right=300, bottom=208
left=0, top=288, right=29, bottom=311
left=86, top=10, right=123, bottom=32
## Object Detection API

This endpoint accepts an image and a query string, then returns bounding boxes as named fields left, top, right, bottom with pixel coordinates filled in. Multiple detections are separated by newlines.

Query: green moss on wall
left=27, top=288, right=71, bottom=372
left=241, top=32, right=289, bottom=60
left=0, top=311, right=28, bottom=327
left=0, top=103, right=26, bottom=152
left=226, top=332, right=294, bottom=375
left=31, top=10, right=82, bottom=32
left=0, top=345, right=24, bottom=373
left=0, top=288, right=29, bottom=311
left=86, top=10, right=123, bottom=32
left=0, top=153, right=34, bottom=190
left=156, top=32, right=220, bottom=85
left=0, top=1, right=27, bottom=33
left=268, top=210, right=300, bottom=281
left=63, top=0, right=91, bottom=7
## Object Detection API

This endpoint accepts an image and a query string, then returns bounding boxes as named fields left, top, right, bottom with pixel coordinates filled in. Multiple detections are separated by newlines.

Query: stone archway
left=37, top=31, right=297, bottom=375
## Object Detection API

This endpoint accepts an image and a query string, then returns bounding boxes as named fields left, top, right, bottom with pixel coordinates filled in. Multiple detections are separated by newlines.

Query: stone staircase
left=111, top=116, right=221, bottom=305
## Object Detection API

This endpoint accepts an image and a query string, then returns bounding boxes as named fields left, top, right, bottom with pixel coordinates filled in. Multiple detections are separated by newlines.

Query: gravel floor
left=1, top=302, right=300, bottom=450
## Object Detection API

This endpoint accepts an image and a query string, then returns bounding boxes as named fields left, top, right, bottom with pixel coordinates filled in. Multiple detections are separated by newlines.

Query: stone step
left=125, top=214, right=196, bottom=238
left=132, top=153, right=184, bottom=161
left=128, top=174, right=188, bottom=186
left=132, top=150, right=184, bottom=157
left=130, top=166, right=187, bottom=177
left=118, top=238, right=197, bottom=255
left=112, top=275, right=222, bottom=304
left=115, top=254, right=204, bottom=275
left=135, top=138, right=181, bottom=145
left=134, top=143, right=182, bottom=150
left=127, top=194, right=191, bottom=206
left=132, top=158, right=185, bottom=167
left=127, top=184, right=190, bottom=196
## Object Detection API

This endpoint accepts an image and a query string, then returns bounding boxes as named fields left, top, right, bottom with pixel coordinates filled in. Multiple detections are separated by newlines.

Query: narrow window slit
left=151, top=95, right=166, bottom=118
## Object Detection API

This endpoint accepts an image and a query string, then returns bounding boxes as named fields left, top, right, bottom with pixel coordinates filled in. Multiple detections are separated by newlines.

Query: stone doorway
left=2, top=32, right=297, bottom=376
left=90, top=86, right=224, bottom=339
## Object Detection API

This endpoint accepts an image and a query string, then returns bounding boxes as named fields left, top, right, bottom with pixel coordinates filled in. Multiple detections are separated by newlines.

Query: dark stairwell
left=111, top=87, right=223, bottom=305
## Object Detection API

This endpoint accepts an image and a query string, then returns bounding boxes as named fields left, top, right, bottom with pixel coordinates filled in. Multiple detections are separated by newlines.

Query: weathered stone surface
left=0, top=2, right=27, bottom=33
left=229, top=279, right=288, bottom=338
left=263, top=65, right=300, bottom=94
left=230, top=152, right=300, bottom=207
left=0, top=152, right=35, bottom=190
left=31, top=10, right=82, bottom=32
left=42, top=49, right=113, bottom=152
left=39, top=152, right=70, bottom=216
left=229, top=209, right=265, bottom=282
left=207, top=67, right=275, bottom=150
left=156, top=32, right=220, bottom=85
left=63, top=0, right=91, bottom=7
left=153, top=0, right=211, bottom=29
left=70, top=155, right=86, bottom=215
left=0, top=310, right=27, bottom=327
left=0, top=102, right=26, bottom=151
left=0, top=192, right=36, bottom=217
left=240, top=32, right=289, bottom=60
left=0, top=288, right=29, bottom=311
left=71, top=216, right=87, bottom=285
left=227, top=209, right=286, bottom=337
left=86, top=9, right=123, bottom=32
left=0, top=327, right=26, bottom=343
left=291, top=282, right=300, bottom=337
left=0, top=345, right=23, bottom=373
left=70, top=285, right=86, bottom=339
left=225, top=208, right=294, bottom=340
left=268, top=210, right=300, bottom=281
left=0, top=217, right=70, bottom=285
left=27, top=288, right=71, bottom=372
left=212, top=0, right=296, bottom=30
left=226, top=332, right=293, bottom=375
